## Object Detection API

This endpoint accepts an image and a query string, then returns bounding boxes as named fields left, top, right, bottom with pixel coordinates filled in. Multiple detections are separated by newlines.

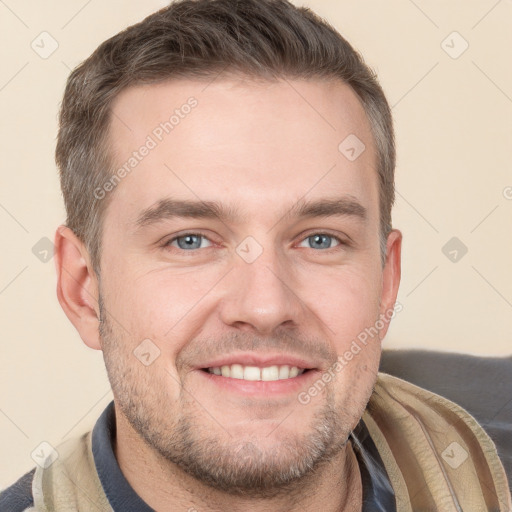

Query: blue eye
left=163, top=232, right=346, bottom=254
left=298, top=233, right=342, bottom=250
left=167, top=234, right=213, bottom=250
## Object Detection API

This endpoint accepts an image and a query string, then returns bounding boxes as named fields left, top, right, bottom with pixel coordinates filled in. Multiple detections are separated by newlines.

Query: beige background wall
left=1, top=0, right=511, bottom=489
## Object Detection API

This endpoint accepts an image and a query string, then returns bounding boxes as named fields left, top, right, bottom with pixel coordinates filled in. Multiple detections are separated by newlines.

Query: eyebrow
left=134, top=195, right=367, bottom=230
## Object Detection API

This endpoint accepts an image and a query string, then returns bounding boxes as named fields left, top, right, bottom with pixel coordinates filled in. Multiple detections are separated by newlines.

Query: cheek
left=106, top=268, right=212, bottom=351
left=305, top=265, right=382, bottom=346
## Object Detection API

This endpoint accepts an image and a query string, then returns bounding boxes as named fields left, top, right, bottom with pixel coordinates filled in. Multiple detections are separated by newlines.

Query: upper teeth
left=207, top=364, right=305, bottom=381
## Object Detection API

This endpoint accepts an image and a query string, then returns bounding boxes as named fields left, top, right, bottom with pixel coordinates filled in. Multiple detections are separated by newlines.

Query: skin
left=55, top=76, right=402, bottom=511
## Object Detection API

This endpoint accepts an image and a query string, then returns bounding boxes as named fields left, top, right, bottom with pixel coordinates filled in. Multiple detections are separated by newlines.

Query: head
left=55, top=0, right=401, bottom=498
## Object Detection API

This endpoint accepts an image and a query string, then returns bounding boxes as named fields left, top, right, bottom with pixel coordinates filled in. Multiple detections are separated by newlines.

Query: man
left=1, top=0, right=510, bottom=510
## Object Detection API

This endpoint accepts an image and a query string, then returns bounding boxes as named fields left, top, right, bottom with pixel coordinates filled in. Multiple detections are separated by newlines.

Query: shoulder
left=364, top=372, right=512, bottom=509
left=0, top=467, right=36, bottom=511
left=368, top=371, right=504, bottom=457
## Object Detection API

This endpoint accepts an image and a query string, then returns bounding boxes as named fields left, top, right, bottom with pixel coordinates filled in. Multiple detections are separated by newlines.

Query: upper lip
left=196, top=352, right=319, bottom=370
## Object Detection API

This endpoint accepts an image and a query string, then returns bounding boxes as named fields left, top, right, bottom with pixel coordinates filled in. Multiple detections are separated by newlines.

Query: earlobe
left=54, top=225, right=102, bottom=350
left=378, top=229, right=402, bottom=340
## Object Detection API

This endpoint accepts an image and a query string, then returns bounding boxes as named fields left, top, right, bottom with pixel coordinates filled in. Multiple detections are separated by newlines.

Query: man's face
left=96, top=77, right=399, bottom=495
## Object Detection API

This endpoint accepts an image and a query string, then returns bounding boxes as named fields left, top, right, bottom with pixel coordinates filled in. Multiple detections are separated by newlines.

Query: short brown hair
left=56, top=0, right=395, bottom=276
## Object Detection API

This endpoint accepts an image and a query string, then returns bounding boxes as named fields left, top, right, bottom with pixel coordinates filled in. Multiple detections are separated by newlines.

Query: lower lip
left=196, top=369, right=320, bottom=396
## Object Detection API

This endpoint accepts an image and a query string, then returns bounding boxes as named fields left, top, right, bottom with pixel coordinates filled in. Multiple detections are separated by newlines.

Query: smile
left=204, top=364, right=307, bottom=381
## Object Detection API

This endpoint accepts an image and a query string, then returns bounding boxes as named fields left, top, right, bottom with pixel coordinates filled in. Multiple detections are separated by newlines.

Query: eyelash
left=161, top=231, right=349, bottom=253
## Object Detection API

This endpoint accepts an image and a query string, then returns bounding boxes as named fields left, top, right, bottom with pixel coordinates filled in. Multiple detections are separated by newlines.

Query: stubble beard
left=98, top=296, right=358, bottom=498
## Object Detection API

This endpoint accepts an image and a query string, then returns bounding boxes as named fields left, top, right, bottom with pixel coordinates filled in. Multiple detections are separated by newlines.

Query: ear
left=377, top=229, right=402, bottom=341
left=54, top=225, right=102, bottom=350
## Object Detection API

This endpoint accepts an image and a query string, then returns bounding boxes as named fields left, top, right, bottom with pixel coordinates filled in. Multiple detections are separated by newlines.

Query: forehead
left=104, top=77, right=379, bottom=231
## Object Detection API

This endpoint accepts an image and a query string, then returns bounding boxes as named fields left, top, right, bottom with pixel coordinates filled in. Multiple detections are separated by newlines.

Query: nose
left=218, top=241, right=305, bottom=335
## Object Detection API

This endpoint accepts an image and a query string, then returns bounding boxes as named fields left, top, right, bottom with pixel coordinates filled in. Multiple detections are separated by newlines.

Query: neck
left=114, top=412, right=363, bottom=512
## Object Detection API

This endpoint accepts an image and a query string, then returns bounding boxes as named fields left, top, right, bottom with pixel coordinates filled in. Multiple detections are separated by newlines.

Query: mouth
left=201, top=364, right=310, bottom=381
left=194, top=353, right=321, bottom=396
